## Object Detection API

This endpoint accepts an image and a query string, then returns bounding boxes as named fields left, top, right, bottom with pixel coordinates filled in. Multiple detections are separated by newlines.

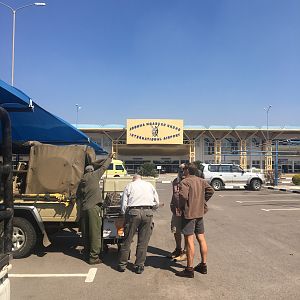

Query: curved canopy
left=0, top=79, right=106, bottom=155
left=0, top=79, right=34, bottom=112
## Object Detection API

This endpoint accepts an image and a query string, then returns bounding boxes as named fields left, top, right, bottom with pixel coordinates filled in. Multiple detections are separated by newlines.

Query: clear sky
left=0, top=0, right=299, bottom=126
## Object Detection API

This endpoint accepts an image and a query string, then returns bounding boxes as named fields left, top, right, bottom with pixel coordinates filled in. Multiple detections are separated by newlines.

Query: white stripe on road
left=85, top=268, right=97, bottom=283
left=9, top=268, right=97, bottom=283
left=223, top=186, right=245, bottom=189
left=236, top=200, right=300, bottom=203
left=219, top=194, right=298, bottom=197
left=261, top=208, right=300, bottom=212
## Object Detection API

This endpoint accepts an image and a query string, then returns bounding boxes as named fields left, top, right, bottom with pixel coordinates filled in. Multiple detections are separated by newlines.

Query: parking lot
left=10, top=183, right=300, bottom=300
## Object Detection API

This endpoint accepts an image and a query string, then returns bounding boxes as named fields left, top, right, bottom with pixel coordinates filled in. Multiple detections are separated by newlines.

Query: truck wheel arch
left=13, top=206, right=50, bottom=258
left=210, top=178, right=224, bottom=191
left=12, top=216, right=37, bottom=259
left=249, top=178, right=262, bottom=191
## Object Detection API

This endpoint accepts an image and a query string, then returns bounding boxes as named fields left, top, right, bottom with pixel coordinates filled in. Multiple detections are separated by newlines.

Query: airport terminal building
left=78, top=119, right=300, bottom=174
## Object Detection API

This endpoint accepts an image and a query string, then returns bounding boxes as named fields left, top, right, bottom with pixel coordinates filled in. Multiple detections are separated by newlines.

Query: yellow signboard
left=127, top=119, right=183, bottom=144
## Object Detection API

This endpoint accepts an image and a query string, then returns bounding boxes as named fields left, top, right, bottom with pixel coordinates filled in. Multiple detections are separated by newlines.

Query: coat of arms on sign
left=152, top=125, right=159, bottom=137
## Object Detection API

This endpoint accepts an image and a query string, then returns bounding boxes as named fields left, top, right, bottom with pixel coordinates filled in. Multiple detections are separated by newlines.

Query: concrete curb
left=264, top=186, right=300, bottom=194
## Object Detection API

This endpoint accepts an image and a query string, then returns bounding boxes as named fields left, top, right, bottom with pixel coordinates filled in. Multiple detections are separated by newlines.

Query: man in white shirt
left=118, top=174, right=159, bottom=274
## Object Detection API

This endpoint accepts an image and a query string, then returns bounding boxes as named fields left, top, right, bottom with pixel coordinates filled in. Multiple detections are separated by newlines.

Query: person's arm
left=93, top=153, right=113, bottom=180
left=179, top=180, right=189, bottom=209
left=152, top=186, right=160, bottom=209
left=76, top=179, right=84, bottom=201
left=170, top=181, right=178, bottom=212
left=121, top=184, right=130, bottom=214
left=204, top=181, right=214, bottom=201
left=92, top=159, right=106, bottom=170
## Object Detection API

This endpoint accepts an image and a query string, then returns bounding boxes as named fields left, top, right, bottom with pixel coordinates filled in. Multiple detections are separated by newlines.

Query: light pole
left=75, top=104, right=82, bottom=128
left=264, top=105, right=272, bottom=141
left=0, top=2, right=46, bottom=86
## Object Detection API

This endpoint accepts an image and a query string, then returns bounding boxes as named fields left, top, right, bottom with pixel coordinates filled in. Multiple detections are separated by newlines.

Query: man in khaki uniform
left=78, top=153, right=113, bottom=264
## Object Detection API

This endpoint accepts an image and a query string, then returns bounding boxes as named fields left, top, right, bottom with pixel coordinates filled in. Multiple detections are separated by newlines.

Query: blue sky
left=0, top=0, right=299, bottom=126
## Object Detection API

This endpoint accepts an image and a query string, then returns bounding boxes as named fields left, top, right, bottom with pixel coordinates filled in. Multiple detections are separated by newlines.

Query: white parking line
left=85, top=268, right=97, bottom=283
left=9, top=268, right=97, bottom=283
left=236, top=200, right=300, bottom=203
left=261, top=208, right=300, bottom=212
left=220, top=194, right=298, bottom=197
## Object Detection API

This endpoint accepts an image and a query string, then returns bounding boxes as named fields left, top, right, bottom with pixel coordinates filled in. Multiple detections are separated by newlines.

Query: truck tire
left=211, top=179, right=223, bottom=191
left=13, top=217, right=37, bottom=259
left=250, top=179, right=262, bottom=191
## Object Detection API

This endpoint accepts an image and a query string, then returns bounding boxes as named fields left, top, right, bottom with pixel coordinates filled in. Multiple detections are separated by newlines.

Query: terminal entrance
left=124, top=159, right=189, bottom=174
left=118, top=144, right=190, bottom=174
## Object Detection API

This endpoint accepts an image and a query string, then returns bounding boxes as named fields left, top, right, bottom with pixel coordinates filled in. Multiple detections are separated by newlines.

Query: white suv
left=202, top=163, right=265, bottom=191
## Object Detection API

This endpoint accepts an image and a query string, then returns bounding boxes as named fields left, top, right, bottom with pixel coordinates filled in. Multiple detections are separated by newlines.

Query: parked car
left=202, top=163, right=265, bottom=191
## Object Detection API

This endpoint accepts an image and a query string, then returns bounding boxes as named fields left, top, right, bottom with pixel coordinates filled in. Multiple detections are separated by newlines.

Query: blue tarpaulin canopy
left=0, top=79, right=34, bottom=112
left=0, top=79, right=107, bottom=155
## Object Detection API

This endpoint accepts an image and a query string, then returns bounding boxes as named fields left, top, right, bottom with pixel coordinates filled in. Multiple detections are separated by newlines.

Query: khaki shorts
left=171, top=215, right=182, bottom=234
left=182, top=217, right=204, bottom=235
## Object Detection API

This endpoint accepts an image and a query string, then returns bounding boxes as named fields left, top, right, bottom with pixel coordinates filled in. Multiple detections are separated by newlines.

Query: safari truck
left=9, top=143, right=155, bottom=258
left=0, top=107, right=14, bottom=300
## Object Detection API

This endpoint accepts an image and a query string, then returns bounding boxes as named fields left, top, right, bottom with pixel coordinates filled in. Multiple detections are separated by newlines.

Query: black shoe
left=168, top=248, right=182, bottom=259
left=117, top=265, right=126, bottom=273
left=194, top=263, right=207, bottom=274
left=175, top=267, right=194, bottom=278
left=134, top=266, right=144, bottom=274
left=89, top=258, right=102, bottom=265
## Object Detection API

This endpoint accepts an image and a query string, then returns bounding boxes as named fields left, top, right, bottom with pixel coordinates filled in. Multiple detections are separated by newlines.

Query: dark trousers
left=82, top=205, right=102, bottom=261
left=119, top=208, right=153, bottom=268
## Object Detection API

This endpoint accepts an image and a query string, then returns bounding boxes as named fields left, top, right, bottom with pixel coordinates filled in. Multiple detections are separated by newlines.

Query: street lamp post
left=0, top=2, right=46, bottom=86
left=75, top=104, right=82, bottom=128
left=264, top=105, right=272, bottom=141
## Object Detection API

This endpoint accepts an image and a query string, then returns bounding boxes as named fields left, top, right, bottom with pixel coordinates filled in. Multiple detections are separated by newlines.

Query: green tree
left=292, top=174, right=300, bottom=185
left=138, top=162, right=158, bottom=177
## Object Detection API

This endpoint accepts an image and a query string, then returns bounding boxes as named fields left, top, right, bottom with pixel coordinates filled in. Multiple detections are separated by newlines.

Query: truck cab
left=104, top=159, right=127, bottom=177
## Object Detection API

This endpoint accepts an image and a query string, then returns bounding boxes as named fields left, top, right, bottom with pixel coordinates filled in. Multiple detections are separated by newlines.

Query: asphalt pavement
left=10, top=185, right=300, bottom=300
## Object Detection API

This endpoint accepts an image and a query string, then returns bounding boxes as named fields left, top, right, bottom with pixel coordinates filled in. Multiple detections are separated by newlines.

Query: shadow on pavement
left=146, top=245, right=184, bottom=273
left=32, top=230, right=87, bottom=263
left=101, top=244, right=184, bottom=274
